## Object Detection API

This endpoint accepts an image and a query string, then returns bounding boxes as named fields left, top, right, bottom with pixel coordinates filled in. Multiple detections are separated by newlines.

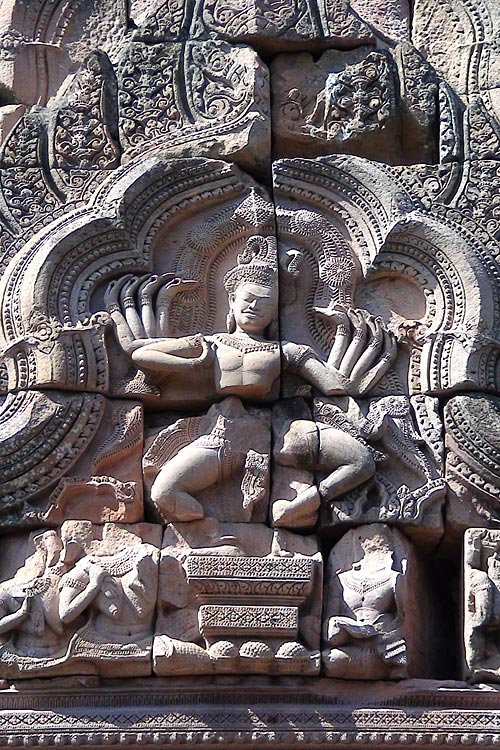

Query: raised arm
left=58, top=564, right=105, bottom=625
left=0, top=593, right=29, bottom=635
left=104, top=273, right=213, bottom=372
left=283, top=306, right=397, bottom=397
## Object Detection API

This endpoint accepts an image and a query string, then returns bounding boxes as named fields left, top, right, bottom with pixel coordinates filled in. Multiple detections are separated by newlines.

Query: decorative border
left=1, top=681, right=500, bottom=748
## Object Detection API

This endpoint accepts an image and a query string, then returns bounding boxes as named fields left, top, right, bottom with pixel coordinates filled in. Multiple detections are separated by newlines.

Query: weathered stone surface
left=153, top=520, right=322, bottom=675
left=445, top=395, right=500, bottom=545
left=0, top=392, right=144, bottom=529
left=323, top=524, right=437, bottom=679
left=413, top=0, right=500, bottom=86
left=0, top=522, right=161, bottom=678
left=0, top=0, right=499, bottom=741
left=0, top=0, right=128, bottom=108
left=130, top=0, right=378, bottom=48
left=1, top=679, right=499, bottom=748
left=463, top=527, right=500, bottom=683
left=317, top=395, right=445, bottom=549
left=271, top=397, right=319, bottom=530
left=117, top=40, right=270, bottom=173
left=271, top=44, right=437, bottom=164
left=143, top=399, right=270, bottom=524
left=274, top=155, right=500, bottom=396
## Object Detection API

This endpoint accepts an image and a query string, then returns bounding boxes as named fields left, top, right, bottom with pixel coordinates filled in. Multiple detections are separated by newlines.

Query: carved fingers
left=103, top=274, right=133, bottom=311
left=121, top=275, right=150, bottom=338
left=317, top=308, right=351, bottom=368
left=156, top=276, right=197, bottom=305
left=105, top=272, right=198, bottom=351
left=156, top=277, right=197, bottom=336
left=104, top=275, right=138, bottom=352
left=349, top=312, right=397, bottom=396
left=357, top=328, right=397, bottom=396
left=316, top=306, right=397, bottom=396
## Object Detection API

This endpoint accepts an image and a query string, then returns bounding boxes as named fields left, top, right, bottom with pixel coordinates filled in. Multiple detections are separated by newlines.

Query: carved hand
left=105, top=272, right=198, bottom=354
left=315, top=306, right=397, bottom=396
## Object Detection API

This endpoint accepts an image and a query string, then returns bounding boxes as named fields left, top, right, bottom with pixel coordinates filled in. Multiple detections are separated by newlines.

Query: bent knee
left=352, top=449, right=375, bottom=481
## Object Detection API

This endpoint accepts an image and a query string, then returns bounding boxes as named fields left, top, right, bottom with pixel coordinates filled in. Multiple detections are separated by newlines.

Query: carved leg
left=323, top=644, right=396, bottom=680
left=317, top=428, right=375, bottom=501
left=151, top=446, right=222, bottom=522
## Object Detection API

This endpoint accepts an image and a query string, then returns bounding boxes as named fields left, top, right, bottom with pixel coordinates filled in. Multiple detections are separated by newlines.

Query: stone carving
left=0, top=0, right=500, bottom=743
left=105, top=237, right=281, bottom=405
left=317, top=395, right=445, bottom=547
left=0, top=522, right=161, bottom=678
left=445, top=395, right=500, bottom=547
left=271, top=397, right=376, bottom=530
left=0, top=159, right=274, bottom=397
left=143, top=398, right=270, bottom=523
left=117, top=40, right=270, bottom=173
left=132, top=0, right=376, bottom=46
left=464, top=528, right=500, bottom=683
left=274, top=157, right=500, bottom=395
left=48, top=50, right=121, bottom=194
left=105, top=238, right=396, bottom=407
left=154, top=520, right=322, bottom=675
left=272, top=48, right=396, bottom=160
left=0, top=392, right=144, bottom=529
left=0, top=0, right=128, bottom=108
left=323, top=524, right=435, bottom=679
left=271, top=44, right=437, bottom=163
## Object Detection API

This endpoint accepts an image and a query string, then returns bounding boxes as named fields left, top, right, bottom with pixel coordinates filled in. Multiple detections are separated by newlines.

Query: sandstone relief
left=464, top=528, right=500, bottom=684
left=0, top=0, right=500, bottom=747
left=322, top=523, right=435, bottom=679
left=0, top=522, right=161, bottom=678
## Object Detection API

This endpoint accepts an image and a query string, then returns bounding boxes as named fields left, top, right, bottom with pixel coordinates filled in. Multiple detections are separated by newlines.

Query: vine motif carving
left=118, top=43, right=181, bottom=150
left=188, top=44, right=254, bottom=122
left=51, top=51, right=120, bottom=173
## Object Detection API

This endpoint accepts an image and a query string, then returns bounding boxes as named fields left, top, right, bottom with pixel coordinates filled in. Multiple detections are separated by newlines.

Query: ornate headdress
left=223, top=236, right=278, bottom=296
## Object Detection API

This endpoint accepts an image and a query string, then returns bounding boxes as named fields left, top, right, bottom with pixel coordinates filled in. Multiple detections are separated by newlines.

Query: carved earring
left=226, top=311, right=236, bottom=333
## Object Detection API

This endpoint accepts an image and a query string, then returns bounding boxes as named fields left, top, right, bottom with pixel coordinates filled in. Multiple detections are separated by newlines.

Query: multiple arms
left=105, top=273, right=397, bottom=397
left=104, top=273, right=212, bottom=372
left=284, top=306, right=397, bottom=398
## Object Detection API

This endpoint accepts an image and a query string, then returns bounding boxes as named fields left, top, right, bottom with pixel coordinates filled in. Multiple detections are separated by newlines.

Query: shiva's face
left=231, top=282, right=278, bottom=335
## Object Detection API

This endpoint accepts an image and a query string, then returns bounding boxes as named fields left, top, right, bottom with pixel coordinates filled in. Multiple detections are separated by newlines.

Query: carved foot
left=272, top=486, right=320, bottom=528
left=154, top=494, right=205, bottom=523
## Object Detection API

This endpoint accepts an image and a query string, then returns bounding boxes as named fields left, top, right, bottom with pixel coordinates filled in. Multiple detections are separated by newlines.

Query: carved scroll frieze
left=47, top=50, right=121, bottom=193
left=117, top=40, right=270, bottom=173
left=132, top=0, right=377, bottom=47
